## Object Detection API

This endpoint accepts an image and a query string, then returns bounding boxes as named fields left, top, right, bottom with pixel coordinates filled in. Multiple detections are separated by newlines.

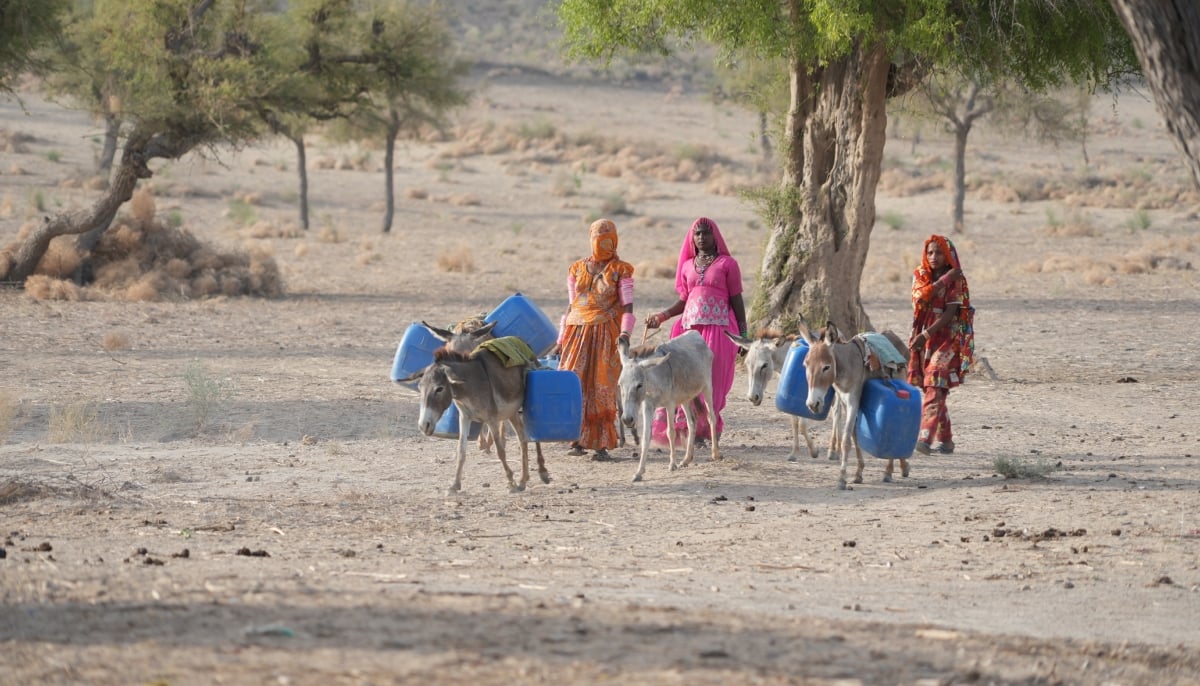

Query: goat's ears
left=822, top=321, right=840, bottom=345
left=422, top=321, right=455, bottom=341
left=724, top=330, right=751, bottom=350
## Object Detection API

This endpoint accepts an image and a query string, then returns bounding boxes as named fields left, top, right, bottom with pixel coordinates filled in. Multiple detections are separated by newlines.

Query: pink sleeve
left=619, top=276, right=634, bottom=306
left=724, top=257, right=743, bottom=297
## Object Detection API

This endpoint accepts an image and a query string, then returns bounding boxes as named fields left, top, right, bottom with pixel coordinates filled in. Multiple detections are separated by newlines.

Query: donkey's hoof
left=902, top=467, right=910, bottom=478
left=539, top=471, right=551, bottom=484
left=446, top=486, right=461, bottom=497
left=883, top=473, right=893, bottom=483
left=853, top=475, right=863, bottom=484
left=837, top=480, right=848, bottom=490
left=632, top=473, right=643, bottom=483
left=787, top=455, right=799, bottom=462
left=509, top=483, right=526, bottom=493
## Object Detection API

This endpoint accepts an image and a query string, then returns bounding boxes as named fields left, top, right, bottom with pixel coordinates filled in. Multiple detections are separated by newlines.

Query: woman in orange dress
left=559, top=218, right=636, bottom=460
left=908, top=234, right=975, bottom=455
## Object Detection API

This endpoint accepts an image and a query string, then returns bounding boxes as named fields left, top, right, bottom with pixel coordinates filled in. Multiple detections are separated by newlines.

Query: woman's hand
left=911, top=330, right=928, bottom=348
left=645, top=313, right=663, bottom=329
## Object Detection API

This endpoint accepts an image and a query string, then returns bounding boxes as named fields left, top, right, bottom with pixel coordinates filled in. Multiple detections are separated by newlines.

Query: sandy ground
left=2, top=72, right=1200, bottom=685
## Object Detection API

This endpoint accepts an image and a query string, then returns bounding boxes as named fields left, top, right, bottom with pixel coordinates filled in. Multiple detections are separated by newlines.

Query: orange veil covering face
left=590, top=218, right=618, bottom=262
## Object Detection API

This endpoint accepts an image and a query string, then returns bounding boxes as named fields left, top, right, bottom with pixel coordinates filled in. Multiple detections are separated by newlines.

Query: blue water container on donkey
left=524, top=368, right=582, bottom=442
left=484, top=293, right=558, bottom=358
left=855, top=378, right=922, bottom=459
left=391, top=322, right=444, bottom=388
left=433, top=403, right=482, bottom=440
left=775, top=340, right=835, bottom=420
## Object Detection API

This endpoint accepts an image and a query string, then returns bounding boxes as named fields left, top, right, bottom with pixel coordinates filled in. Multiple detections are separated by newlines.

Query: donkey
left=798, top=320, right=910, bottom=490
left=618, top=330, right=719, bottom=482
left=424, top=319, right=637, bottom=451
left=401, top=345, right=550, bottom=495
left=725, top=330, right=819, bottom=461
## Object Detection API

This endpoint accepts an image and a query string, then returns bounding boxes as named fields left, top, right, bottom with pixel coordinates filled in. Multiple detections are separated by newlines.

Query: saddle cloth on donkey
left=856, top=332, right=907, bottom=378
left=475, top=336, right=536, bottom=368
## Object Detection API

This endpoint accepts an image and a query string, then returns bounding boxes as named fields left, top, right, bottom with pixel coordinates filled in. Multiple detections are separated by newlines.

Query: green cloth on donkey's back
left=861, top=332, right=906, bottom=370
left=476, top=336, right=536, bottom=368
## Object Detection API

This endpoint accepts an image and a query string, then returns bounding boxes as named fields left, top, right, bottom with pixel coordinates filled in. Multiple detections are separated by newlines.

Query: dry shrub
left=81, top=175, right=108, bottom=191
left=35, top=236, right=84, bottom=279
left=405, top=188, right=429, bottom=200
left=0, top=195, right=14, bottom=218
left=636, top=256, right=677, bottom=279
left=294, top=242, right=309, bottom=258
left=1084, top=267, right=1116, bottom=286
left=449, top=194, right=481, bottom=207
left=101, top=331, right=131, bottom=351
left=24, top=275, right=85, bottom=301
left=129, top=186, right=156, bottom=225
left=67, top=198, right=286, bottom=301
left=317, top=225, right=344, bottom=243
left=1041, top=255, right=1097, bottom=273
left=48, top=401, right=100, bottom=443
left=0, top=248, right=12, bottom=280
left=7, top=164, right=26, bottom=176
left=437, top=244, right=475, bottom=273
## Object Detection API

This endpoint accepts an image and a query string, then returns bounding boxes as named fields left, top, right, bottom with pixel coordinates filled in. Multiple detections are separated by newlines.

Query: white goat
left=618, top=330, right=720, bottom=482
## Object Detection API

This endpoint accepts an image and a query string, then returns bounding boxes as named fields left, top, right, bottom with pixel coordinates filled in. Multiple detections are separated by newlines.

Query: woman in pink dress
left=644, top=217, right=747, bottom=445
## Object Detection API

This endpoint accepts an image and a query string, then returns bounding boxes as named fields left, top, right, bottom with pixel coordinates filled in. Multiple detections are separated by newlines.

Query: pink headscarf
left=675, top=217, right=730, bottom=296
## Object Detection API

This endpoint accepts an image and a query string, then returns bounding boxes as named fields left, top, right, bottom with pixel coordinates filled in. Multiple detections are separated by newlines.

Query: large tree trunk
left=1109, top=0, right=1200, bottom=189
left=291, top=134, right=310, bottom=230
left=754, top=43, right=890, bottom=334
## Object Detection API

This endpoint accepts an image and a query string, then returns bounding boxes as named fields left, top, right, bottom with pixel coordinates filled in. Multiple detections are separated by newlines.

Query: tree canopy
left=560, top=0, right=1138, bottom=330
left=0, top=0, right=71, bottom=94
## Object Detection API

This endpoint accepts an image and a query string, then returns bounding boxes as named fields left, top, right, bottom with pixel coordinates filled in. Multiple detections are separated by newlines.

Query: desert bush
left=48, top=401, right=101, bottom=443
left=437, top=245, right=475, bottom=273
left=879, top=210, right=906, bottom=230
left=183, top=362, right=235, bottom=432
left=993, top=456, right=1060, bottom=479
left=1124, top=209, right=1152, bottom=232
left=101, top=332, right=131, bottom=351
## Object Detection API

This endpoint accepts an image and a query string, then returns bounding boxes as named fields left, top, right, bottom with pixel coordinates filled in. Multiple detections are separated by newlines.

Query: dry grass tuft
left=24, top=274, right=86, bottom=301
left=405, top=188, right=429, bottom=200
left=437, top=244, right=475, bottom=273
left=101, top=331, right=131, bottom=351
left=636, top=256, right=678, bottom=279
left=129, top=186, right=156, bottom=225
left=317, top=225, right=344, bottom=243
left=47, top=401, right=101, bottom=443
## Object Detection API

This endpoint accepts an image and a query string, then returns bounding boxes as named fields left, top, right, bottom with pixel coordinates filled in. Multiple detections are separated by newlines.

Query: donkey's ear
left=472, top=321, right=498, bottom=337
left=396, top=367, right=425, bottom=384
left=724, top=330, right=751, bottom=351
left=796, top=318, right=815, bottom=346
left=422, top=321, right=455, bottom=342
left=823, top=321, right=840, bottom=345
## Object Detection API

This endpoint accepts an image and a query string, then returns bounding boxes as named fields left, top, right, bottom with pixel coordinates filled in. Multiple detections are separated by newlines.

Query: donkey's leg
left=509, top=414, right=531, bottom=492
left=489, top=421, right=518, bottom=492
left=851, top=407, right=865, bottom=485
left=666, top=404, right=681, bottom=470
left=450, top=425, right=469, bottom=495
left=900, top=458, right=910, bottom=478
left=704, top=385, right=721, bottom=462
left=789, top=417, right=817, bottom=461
left=632, top=402, right=654, bottom=482
left=884, top=458, right=895, bottom=483
left=828, top=402, right=843, bottom=461
left=680, top=401, right=697, bottom=468
left=835, top=398, right=855, bottom=490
